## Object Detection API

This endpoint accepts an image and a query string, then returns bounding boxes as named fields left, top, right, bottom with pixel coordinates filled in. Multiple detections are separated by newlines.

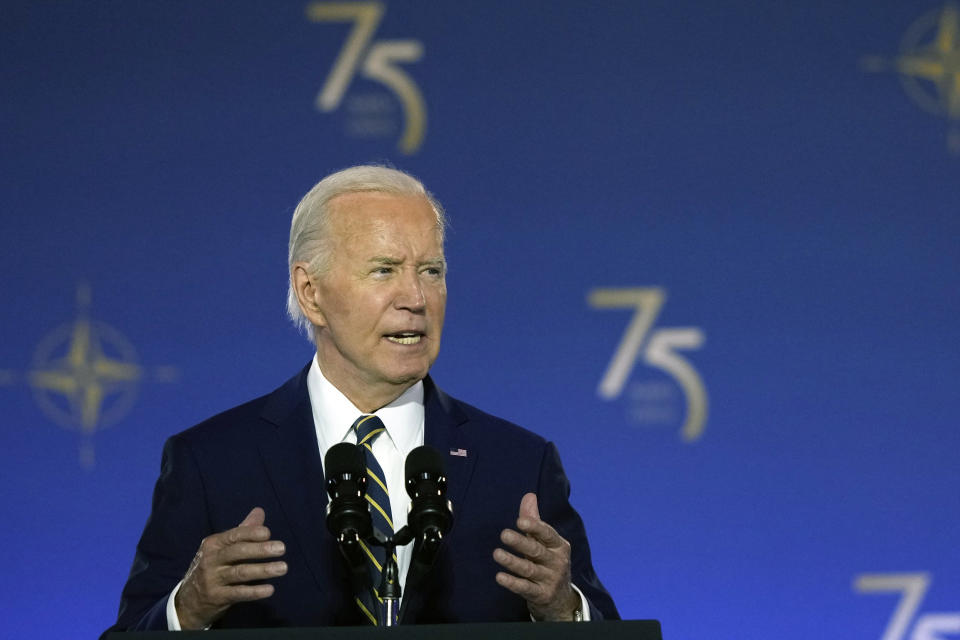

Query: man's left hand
left=493, top=492, right=581, bottom=621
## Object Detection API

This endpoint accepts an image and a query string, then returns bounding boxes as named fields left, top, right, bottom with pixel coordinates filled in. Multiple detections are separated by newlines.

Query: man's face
left=311, top=192, right=446, bottom=406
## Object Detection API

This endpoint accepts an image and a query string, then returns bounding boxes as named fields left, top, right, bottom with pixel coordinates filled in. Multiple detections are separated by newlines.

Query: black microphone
left=405, top=445, right=453, bottom=568
left=325, top=442, right=372, bottom=583
left=325, top=442, right=372, bottom=539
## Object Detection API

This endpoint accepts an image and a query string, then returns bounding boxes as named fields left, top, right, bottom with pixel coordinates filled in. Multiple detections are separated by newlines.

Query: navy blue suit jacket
left=108, top=365, right=618, bottom=631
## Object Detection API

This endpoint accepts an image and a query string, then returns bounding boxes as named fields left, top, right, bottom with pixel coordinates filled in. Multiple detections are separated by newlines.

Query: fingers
left=215, top=537, right=287, bottom=586
left=218, top=557, right=288, bottom=586
left=492, top=493, right=578, bottom=621
left=513, top=494, right=564, bottom=550
left=497, top=526, right=569, bottom=574
left=199, top=523, right=287, bottom=581
left=217, top=583, right=276, bottom=602
left=514, top=515, right=565, bottom=550
left=221, top=520, right=272, bottom=547
left=493, top=546, right=543, bottom=582
left=217, top=539, right=285, bottom=565
left=499, top=527, right=546, bottom=561
left=211, top=508, right=268, bottom=553
left=492, top=532, right=575, bottom=620
left=495, top=566, right=545, bottom=600
left=239, top=506, right=266, bottom=528
left=499, top=493, right=566, bottom=560
left=518, top=492, right=539, bottom=521
left=175, top=507, right=287, bottom=630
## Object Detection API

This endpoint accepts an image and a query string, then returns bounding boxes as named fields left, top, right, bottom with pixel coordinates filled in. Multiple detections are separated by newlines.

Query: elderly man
left=107, top=166, right=618, bottom=632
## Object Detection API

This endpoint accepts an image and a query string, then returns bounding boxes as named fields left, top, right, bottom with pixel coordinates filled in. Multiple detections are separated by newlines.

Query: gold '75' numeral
left=307, top=2, right=426, bottom=154
left=589, top=287, right=707, bottom=442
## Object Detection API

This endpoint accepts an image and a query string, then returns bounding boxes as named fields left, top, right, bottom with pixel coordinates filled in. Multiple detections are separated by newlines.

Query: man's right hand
left=174, top=507, right=288, bottom=630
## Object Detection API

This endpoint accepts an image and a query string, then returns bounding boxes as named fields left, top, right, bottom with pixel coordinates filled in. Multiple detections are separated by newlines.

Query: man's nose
left=394, top=269, right=426, bottom=311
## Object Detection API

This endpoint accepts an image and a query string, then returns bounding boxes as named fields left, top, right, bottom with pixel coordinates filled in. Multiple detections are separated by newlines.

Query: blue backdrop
left=2, top=2, right=958, bottom=638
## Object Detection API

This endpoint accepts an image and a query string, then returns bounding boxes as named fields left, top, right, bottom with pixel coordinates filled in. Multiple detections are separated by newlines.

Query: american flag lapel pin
left=449, top=447, right=467, bottom=457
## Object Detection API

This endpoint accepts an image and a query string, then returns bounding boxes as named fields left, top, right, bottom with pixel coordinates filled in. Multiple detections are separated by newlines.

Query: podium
left=105, top=620, right=661, bottom=639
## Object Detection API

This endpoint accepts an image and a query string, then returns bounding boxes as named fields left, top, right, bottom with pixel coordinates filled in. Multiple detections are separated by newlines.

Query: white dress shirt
left=306, top=354, right=424, bottom=593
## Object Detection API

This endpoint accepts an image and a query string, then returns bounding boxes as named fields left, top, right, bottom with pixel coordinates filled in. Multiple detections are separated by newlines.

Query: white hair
left=286, top=165, right=446, bottom=342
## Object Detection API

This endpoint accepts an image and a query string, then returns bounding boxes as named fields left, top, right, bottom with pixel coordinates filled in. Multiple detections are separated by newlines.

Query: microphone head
left=324, top=443, right=371, bottom=540
left=405, top=445, right=452, bottom=541
left=405, top=445, right=444, bottom=486
left=325, top=442, right=366, bottom=481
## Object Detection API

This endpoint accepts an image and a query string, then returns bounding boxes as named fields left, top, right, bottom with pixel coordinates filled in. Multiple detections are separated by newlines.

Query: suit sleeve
left=536, top=442, right=620, bottom=621
left=106, top=435, right=214, bottom=632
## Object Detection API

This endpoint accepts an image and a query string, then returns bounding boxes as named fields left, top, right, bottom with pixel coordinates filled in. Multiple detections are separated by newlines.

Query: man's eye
left=374, top=267, right=393, bottom=275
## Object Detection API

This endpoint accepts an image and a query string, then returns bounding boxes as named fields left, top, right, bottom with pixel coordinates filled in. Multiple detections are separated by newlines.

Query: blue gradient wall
left=2, top=2, right=958, bottom=638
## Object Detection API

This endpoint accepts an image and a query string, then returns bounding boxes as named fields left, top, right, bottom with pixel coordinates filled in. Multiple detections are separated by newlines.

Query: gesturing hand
left=174, top=507, right=287, bottom=630
left=493, top=493, right=581, bottom=621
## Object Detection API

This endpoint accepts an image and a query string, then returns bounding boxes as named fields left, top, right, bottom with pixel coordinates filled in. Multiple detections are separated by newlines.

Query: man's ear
left=291, top=263, right=327, bottom=327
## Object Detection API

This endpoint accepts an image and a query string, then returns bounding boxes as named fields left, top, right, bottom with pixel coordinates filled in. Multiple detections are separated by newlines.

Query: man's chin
left=384, top=369, right=429, bottom=387
left=380, top=361, right=434, bottom=388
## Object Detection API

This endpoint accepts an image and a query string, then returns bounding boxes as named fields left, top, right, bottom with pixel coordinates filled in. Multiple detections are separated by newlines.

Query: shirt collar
left=306, top=354, right=424, bottom=458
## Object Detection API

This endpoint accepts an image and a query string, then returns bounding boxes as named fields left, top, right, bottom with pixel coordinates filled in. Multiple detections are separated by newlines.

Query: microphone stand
left=369, top=526, right=413, bottom=627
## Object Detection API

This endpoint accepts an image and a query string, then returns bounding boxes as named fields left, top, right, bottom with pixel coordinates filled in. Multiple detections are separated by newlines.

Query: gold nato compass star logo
left=0, top=283, right=177, bottom=469
left=861, top=2, right=960, bottom=153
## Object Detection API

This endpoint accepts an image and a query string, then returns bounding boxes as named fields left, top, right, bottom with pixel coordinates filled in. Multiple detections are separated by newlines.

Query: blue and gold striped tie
left=352, top=414, right=397, bottom=625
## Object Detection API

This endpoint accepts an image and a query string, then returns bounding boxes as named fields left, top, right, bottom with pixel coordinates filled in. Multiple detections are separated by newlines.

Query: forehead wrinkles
left=328, top=196, right=443, bottom=258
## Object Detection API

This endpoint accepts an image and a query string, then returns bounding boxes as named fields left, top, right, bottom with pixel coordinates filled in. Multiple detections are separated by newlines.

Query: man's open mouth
left=385, top=332, right=423, bottom=345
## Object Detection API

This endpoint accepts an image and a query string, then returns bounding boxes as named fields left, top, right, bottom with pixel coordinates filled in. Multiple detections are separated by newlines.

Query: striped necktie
left=352, top=414, right=397, bottom=625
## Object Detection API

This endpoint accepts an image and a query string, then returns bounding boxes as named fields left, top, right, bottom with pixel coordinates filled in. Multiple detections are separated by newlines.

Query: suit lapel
left=401, top=376, right=476, bottom=622
left=255, top=364, right=335, bottom=595
left=422, top=377, right=476, bottom=515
